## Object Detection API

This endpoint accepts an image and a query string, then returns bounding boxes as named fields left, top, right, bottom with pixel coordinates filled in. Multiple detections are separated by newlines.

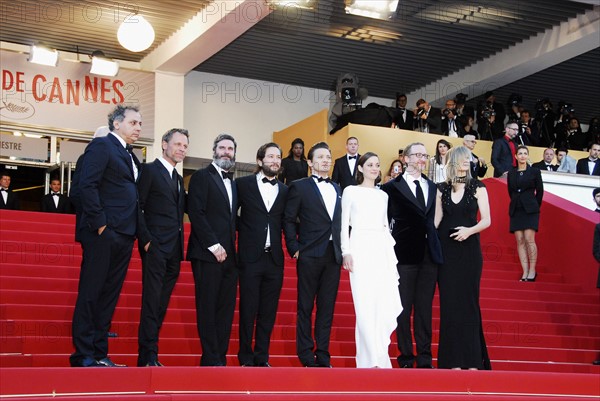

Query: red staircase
left=1, top=178, right=599, bottom=399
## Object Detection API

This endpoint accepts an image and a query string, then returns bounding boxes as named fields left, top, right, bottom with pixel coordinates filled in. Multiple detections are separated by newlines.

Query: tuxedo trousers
left=395, top=245, right=438, bottom=367
left=237, top=251, right=284, bottom=365
left=137, top=239, right=181, bottom=366
left=191, top=257, right=238, bottom=366
left=70, top=228, right=134, bottom=366
left=296, top=243, right=341, bottom=366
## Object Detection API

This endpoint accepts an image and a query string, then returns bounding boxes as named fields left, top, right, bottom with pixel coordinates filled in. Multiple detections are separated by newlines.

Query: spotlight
left=89, top=51, right=119, bottom=77
left=28, top=45, right=58, bottom=66
left=117, top=14, right=155, bottom=52
left=345, top=0, right=399, bottom=20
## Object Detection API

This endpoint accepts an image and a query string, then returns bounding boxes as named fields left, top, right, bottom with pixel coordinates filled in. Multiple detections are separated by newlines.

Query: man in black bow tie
left=0, top=171, right=19, bottom=210
left=136, top=128, right=189, bottom=367
left=236, top=142, right=288, bottom=367
left=284, top=142, right=343, bottom=367
left=332, top=137, right=360, bottom=191
left=40, top=178, right=72, bottom=213
left=187, top=134, right=238, bottom=366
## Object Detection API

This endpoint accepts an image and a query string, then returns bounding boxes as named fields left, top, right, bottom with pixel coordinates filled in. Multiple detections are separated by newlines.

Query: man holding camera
left=477, top=91, right=505, bottom=141
left=441, top=99, right=462, bottom=138
left=413, top=99, right=441, bottom=134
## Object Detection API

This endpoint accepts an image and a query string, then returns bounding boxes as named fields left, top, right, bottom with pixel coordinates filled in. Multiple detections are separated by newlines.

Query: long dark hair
left=287, top=138, right=306, bottom=160
left=356, top=152, right=381, bottom=185
left=434, top=139, right=452, bottom=165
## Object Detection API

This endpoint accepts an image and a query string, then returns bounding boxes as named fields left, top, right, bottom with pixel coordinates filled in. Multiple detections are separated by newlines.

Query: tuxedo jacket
left=0, top=189, right=19, bottom=210
left=394, top=108, right=415, bottom=131
left=40, top=193, right=72, bottom=213
left=470, top=152, right=488, bottom=179
left=137, top=159, right=186, bottom=258
left=332, top=154, right=360, bottom=191
left=381, top=174, right=443, bottom=265
left=507, top=166, right=544, bottom=216
left=417, top=107, right=442, bottom=134
left=236, top=174, right=288, bottom=266
left=575, top=158, right=600, bottom=176
left=491, top=137, right=515, bottom=177
left=76, top=134, right=140, bottom=237
left=440, top=116, right=463, bottom=136
left=531, top=161, right=558, bottom=171
left=186, top=163, right=237, bottom=263
left=283, top=177, right=342, bottom=264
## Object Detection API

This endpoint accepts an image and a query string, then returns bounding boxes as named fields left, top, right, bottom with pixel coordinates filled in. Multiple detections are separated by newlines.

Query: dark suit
left=470, top=152, right=488, bottom=179
left=576, top=158, right=600, bottom=176
left=40, top=193, right=72, bottom=213
left=236, top=174, right=288, bottom=366
left=283, top=177, right=342, bottom=366
left=382, top=174, right=443, bottom=368
left=491, top=137, right=515, bottom=177
left=415, top=107, right=442, bottom=134
left=136, top=159, right=186, bottom=366
left=0, top=189, right=19, bottom=210
left=186, top=163, right=238, bottom=366
left=70, top=133, right=139, bottom=367
left=394, top=108, right=415, bottom=131
left=507, top=166, right=544, bottom=217
left=331, top=154, right=360, bottom=191
left=441, top=115, right=463, bottom=137
left=531, top=161, right=558, bottom=172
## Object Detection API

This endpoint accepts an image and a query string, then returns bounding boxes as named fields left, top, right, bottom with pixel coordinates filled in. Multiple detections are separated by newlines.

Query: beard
left=261, top=163, right=280, bottom=177
left=214, top=154, right=235, bottom=171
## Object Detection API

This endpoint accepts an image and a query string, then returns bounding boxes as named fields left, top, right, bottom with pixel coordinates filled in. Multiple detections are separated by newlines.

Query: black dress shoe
left=317, top=363, right=333, bottom=368
left=593, top=360, right=600, bottom=366
left=256, top=362, right=271, bottom=367
left=417, top=364, right=434, bottom=369
left=145, top=360, right=163, bottom=367
left=303, top=361, right=318, bottom=367
left=97, top=357, right=127, bottom=367
left=76, top=357, right=105, bottom=367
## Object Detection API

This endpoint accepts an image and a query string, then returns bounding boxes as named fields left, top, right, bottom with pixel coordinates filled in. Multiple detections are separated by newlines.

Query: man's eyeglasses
left=506, top=126, right=519, bottom=131
left=408, top=153, right=429, bottom=159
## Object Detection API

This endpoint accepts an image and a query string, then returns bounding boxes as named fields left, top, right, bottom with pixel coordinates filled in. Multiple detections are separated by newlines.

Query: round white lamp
left=117, top=15, right=155, bottom=52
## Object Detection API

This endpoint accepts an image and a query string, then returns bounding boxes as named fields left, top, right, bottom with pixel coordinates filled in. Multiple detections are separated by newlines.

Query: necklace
left=454, top=176, right=467, bottom=184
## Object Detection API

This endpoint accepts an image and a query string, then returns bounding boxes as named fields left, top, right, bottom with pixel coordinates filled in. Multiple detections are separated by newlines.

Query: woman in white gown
left=341, top=152, right=403, bottom=368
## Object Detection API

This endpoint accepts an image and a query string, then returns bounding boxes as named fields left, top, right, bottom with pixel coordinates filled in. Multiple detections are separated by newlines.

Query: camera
left=560, top=103, right=575, bottom=115
left=416, top=107, right=426, bottom=117
left=481, top=105, right=496, bottom=119
left=507, top=93, right=522, bottom=107
left=442, top=108, right=455, bottom=117
left=393, top=166, right=400, bottom=174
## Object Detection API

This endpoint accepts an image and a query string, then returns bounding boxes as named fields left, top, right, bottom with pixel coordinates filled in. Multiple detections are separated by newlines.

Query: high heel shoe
left=519, top=277, right=527, bottom=282
left=526, top=273, right=537, bottom=282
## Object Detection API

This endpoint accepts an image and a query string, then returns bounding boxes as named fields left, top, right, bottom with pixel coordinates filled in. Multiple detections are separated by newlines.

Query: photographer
left=454, top=93, right=475, bottom=120
left=506, top=93, right=523, bottom=122
left=441, top=99, right=462, bottom=138
left=413, top=99, right=442, bottom=134
left=534, top=98, right=556, bottom=147
left=516, top=110, right=540, bottom=147
left=586, top=117, right=600, bottom=150
left=555, top=117, right=586, bottom=151
left=477, top=91, right=506, bottom=140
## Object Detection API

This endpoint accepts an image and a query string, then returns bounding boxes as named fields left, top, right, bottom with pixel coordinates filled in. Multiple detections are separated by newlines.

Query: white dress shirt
left=256, top=172, right=279, bottom=247
left=110, top=132, right=138, bottom=180
left=403, top=173, right=429, bottom=207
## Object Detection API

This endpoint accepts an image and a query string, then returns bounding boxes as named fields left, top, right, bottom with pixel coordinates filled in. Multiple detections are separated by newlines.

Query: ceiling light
left=345, top=0, right=399, bottom=20
left=117, top=14, right=155, bottom=52
left=90, top=51, right=119, bottom=77
left=28, top=45, right=58, bottom=66
left=268, top=0, right=315, bottom=8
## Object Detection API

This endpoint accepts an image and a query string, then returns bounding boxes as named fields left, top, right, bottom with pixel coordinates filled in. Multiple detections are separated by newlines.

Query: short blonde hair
left=445, top=145, right=472, bottom=183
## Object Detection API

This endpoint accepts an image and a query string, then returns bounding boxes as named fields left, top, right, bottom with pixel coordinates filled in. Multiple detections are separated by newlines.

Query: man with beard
left=284, top=142, right=342, bottom=367
left=382, top=142, right=443, bottom=369
left=136, top=129, right=189, bottom=367
left=236, top=143, right=289, bottom=367
left=187, top=134, right=238, bottom=366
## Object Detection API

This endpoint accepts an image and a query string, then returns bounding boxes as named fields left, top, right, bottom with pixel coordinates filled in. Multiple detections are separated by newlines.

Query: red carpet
left=1, top=178, right=599, bottom=399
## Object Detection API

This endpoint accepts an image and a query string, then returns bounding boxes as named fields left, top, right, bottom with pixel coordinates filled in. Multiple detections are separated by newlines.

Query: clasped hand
left=450, top=226, right=471, bottom=242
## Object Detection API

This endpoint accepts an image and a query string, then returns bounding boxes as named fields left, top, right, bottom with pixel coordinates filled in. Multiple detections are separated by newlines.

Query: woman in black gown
left=434, top=145, right=492, bottom=370
left=507, top=145, right=544, bottom=282
left=279, top=138, right=308, bottom=185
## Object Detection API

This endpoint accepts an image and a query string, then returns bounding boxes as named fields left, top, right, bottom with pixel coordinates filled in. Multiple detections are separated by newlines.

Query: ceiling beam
left=406, top=6, right=600, bottom=105
left=140, top=0, right=273, bottom=75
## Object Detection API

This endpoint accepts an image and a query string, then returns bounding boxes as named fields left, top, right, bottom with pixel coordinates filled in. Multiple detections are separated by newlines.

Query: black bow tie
left=125, top=144, right=133, bottom=153
left=262, top=177, right=277, bottom=186
left=222, top=171, right=234, bottom=180
left=313, top=175, right=330, bottom=183
left=348, top=155, right=357, bottom=160
left=51, top=192, right=60, bottom=196
left=0, top=188, right=7, bottom=192
left=398, top=108, right=405, bottom=111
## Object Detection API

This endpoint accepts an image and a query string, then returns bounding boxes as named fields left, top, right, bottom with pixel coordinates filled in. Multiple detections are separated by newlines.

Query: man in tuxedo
left=413, top=99, right=442, bottom=134
left=237, top=142, right=289, bottom=367
left=331, top=137, right=360, bottom=191
left=284, top=141, right=342, bottom=368
left=531, top=148, right=558, bottom=172
left=491, top=122, right=519, bottom=177
left=393, top=93, right=415, bottom=131
left=136, top=128, right=189, bottom=367
left=593, top=188, right=600, bottom=213
left=463, top=135, right=488, bottom=179
left=187, top=134, right=238, bottom=366
left=70, top=105, right=141, bottom=367
left=576, top=143, right=600, bottom=176
left=0, top=171, right=19, bottom=210
left=40, top=178, right=72, bottom=213
left=440, top=99, right=462, bottom=138
left=382, top=142, right=443, bottom=369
